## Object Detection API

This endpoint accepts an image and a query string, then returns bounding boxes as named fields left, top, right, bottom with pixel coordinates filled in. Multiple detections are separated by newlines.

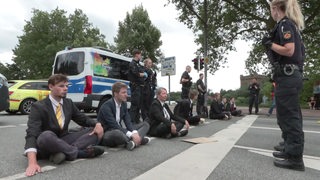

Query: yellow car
left=7, top=80, right=50, bottom=115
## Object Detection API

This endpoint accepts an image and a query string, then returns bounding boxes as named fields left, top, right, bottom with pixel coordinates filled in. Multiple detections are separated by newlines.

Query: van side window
left=54, top=52, right=85, bottom=75
left=93, top=53, right=129, bottom=81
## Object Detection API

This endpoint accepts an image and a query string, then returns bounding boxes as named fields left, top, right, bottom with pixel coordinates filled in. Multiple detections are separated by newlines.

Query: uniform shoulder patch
left=283, top=31, right=292, bottom=39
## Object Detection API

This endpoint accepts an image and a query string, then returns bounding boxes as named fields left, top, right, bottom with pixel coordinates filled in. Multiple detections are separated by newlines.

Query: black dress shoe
left=273, top=151, right=288, bottom=159
left=78, top=145, right=105, bottom=158
left=274, top=144, right=284, bottom=152
left=274, top=159, right=305, bottom=171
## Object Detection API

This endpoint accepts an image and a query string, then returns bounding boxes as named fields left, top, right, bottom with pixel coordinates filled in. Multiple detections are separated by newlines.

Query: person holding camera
left=262, top=0, right=305, bottom=171
left=180, top=65, right=192, bottom=99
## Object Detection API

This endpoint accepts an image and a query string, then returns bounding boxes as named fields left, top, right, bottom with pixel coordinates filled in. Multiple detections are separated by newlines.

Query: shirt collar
left=49, top=94, right=63, bottom=106
left=113, top=98, right=121, bottom=108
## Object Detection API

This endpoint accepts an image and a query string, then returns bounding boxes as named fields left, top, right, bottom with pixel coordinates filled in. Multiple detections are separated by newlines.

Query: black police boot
left=274, top=144, right=284, bottom=152
left=274, top=158, right=305, bottom=171
left=273, top=151, right=288, bottom=159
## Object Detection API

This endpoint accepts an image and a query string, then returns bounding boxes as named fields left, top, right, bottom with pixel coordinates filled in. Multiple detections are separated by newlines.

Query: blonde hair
left=270, top=0, right=305, bottom=30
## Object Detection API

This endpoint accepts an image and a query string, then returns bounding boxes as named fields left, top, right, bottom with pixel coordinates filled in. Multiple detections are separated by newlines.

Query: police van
left=52, top=47, right=131, bottom=113
left=0, top=73, right=9, bottom=112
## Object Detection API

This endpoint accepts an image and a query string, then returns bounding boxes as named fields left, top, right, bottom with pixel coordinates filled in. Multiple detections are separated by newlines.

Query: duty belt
left=281, top=64, right=300, bottom=76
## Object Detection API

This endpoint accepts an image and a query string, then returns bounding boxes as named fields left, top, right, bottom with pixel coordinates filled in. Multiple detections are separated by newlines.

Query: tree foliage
left=167, top=0, right=320, bottom=78
left=114, top=5, right=163, bottom=64
left=10, top=8, right=107, bottom=79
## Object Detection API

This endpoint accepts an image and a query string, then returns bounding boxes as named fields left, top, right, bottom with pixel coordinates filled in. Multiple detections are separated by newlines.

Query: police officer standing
left=180, top=65, right=192, bottom=99
left=128, top=49, right=147, bottom=124
left=196, top=73, right=206, bottom=116
left=141, top=58, right=156, bottom=121
left=262, top=0, right=305, bottom=171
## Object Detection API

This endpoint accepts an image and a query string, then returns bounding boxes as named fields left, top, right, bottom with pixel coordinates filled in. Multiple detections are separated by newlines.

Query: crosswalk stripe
left=134, top=115, right=258, bottom=180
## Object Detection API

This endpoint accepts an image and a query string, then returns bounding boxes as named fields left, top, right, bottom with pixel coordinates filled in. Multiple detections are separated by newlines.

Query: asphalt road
left=0, top=109, right=319, bottom=180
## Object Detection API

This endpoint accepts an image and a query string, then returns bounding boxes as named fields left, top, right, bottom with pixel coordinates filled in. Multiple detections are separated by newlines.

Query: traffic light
left=192, top=58, right=198, bottom=70
left=200, top=58, right=204, bottom=70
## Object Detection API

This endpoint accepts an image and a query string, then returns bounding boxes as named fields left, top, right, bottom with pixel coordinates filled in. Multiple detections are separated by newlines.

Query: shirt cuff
left=24, top=148, right=37, bottom=156
left=126, top=130, right=138, bottom=138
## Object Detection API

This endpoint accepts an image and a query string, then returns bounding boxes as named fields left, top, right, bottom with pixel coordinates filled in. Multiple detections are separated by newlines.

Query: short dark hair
left=199, top=73, right=203, bottom=77
left=112, top=82, right=128, bottom=96
left=132, top=49, right=141, bottom=56
left=48, top=74, right=68, bottom=86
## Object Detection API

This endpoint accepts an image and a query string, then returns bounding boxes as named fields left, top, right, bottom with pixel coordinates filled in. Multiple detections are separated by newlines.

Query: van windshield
left=54, top=52, right=85, bottom=75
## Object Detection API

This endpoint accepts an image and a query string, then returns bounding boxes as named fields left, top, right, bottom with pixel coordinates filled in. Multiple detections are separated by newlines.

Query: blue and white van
left=52, top=47, right=131, bottom=113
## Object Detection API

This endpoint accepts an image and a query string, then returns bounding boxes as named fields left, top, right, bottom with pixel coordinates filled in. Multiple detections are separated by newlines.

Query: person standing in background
left=180, top=65, right=192, bottom=99
left=196, top=73, right=206, bottom=116
left=128, top=49, right=147, bottom=123
left=248, top=78, right=260, bottom=114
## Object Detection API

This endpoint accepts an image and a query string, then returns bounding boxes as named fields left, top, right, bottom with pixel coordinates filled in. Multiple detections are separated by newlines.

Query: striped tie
left=56, top=104, right=63, bottom=129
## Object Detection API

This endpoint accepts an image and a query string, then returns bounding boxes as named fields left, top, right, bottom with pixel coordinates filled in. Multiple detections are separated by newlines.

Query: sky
left=0, top=0, right=252, bottom=93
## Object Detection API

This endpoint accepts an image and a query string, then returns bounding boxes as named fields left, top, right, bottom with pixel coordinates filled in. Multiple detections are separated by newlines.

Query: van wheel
left=20, top=99, right=36, bottom=115
left=96, top=98, right=110, bottom=115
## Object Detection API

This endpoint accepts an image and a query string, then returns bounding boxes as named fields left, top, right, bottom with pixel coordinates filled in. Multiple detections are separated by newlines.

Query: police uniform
left=196, top=78, right=206, bottom=116
left=271, top=17, right=304, bottom=161
left=180, top=71, right=192, bottom=99
left=128, top=59, right=145, bottom=123
left=248, top=81, right=260, bottom=114
left=141, top=67, right=155, bottom=120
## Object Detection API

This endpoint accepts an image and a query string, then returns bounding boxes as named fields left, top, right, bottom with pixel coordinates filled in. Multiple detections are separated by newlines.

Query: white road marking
left=0, top=125, right=15, bottom=129
left=235, top=145, right=320, bottom=171
left=250, top=126, right=320, bottom=134
left=0, top=165, right=56, bottom=180
left=134, top=115, right=258, bottom=180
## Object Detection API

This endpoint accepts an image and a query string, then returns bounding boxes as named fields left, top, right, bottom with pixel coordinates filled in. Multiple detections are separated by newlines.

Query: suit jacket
left=174, top=99, right=193, bottom=119
left=97, top=98, right=134, bottom=134
left=210, top=99, right=222, bottom=114
left=25, top=97, right=97, bottom=150
left=149, top=99, right=185, bottom=131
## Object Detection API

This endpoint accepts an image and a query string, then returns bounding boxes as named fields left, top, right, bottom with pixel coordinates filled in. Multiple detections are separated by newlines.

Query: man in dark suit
left=209, top=93, right=231, bottom=120
left=98, top=82, right=150, bottom=150
left=24, top=74, right=104, bottom=177
left=174, top=89, right=202, bottom=125
left=148, top=87, right=189, bottom=138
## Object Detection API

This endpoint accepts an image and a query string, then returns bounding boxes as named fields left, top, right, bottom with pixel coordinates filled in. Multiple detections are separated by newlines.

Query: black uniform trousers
left=248, top=94, right=259, bottom=114
left=181, top=86, right=190, bottom=99
left=130, top=84, right=143, bottom=123
left=275, top=70, right=304, bottom=159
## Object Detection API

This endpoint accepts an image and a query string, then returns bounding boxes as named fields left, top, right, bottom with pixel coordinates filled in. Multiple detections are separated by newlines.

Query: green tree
left=12, top=8, right=107, bottom=79
left=114, top=5, right=163, bottom=64
left=167, top=0, right=320, bottom=76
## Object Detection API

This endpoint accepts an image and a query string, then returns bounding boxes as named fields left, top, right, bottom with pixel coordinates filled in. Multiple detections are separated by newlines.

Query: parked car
left=0, top=73, right=9, bottom=112
left=7, top=80, right=50, bottom=115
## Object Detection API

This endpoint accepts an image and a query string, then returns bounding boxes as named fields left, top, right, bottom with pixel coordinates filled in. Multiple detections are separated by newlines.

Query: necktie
left=163, top=105, right=170, bottom=120
left=56, top=103, right=63, bottom=129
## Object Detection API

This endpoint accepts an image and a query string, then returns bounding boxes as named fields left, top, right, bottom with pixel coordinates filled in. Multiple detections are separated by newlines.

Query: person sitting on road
left=24, top=74, right=104, bottom=177
left=209, top=93, right=231, bottom=120
left=220, top=97, right=232, bottom=118
left=148, top=87, right=189, bottom=138
left=174, top=89, right=204, bottom=125
left=97, top=82, right=151, bottom=151
left=227, top=97, right=243, bottom=116
left=308, top=96, right=316, bottom=110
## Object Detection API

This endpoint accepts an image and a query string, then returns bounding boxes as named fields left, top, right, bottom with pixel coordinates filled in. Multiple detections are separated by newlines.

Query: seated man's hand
left=90, top=123, right=104, bottom=140
left=25, top=163, right=41, bottom=177
left=171, top=123, right=177, bottom=134
left=184, top=120, right=190, bottom=130
left=131, top=132, right=141, bottom=146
